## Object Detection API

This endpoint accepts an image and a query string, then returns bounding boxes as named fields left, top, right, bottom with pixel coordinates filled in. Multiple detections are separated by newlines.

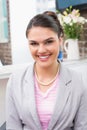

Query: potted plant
left=57, top=6, right=87, bottom=60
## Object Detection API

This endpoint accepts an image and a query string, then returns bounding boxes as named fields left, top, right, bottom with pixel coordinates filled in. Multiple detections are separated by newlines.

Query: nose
left=38, top=44, right=46, bottom=53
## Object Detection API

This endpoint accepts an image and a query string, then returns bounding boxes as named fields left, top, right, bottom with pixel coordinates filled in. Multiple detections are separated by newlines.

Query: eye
left=29, top=42, right=38, bottom=46
left=45, top=40, right=54, bottom=45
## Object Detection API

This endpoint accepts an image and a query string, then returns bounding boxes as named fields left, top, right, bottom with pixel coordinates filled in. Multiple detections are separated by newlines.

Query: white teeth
left=39, top=55, right=49, bottom=59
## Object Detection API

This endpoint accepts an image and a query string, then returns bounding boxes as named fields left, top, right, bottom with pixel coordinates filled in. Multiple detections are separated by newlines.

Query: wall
left=9, top=0, right=36, bottom=64
left=78, top=9, right=87, bottom=58
left=0, top=43, right=12, bottom=65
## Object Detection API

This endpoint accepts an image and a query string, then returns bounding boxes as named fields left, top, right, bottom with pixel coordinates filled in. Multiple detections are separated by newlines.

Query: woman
left=6, top=11, right=87, bottom=130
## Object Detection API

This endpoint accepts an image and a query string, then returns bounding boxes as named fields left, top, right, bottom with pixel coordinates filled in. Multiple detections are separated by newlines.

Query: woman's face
left=27, top=27, right=62, bottom=68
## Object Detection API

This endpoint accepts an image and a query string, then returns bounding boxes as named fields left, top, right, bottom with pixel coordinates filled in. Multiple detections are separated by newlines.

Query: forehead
left=27, top=27, right=58, bottom=40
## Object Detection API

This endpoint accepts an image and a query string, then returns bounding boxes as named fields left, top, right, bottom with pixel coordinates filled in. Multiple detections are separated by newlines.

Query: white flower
left=72, top=17, right=78, bottom=23
left=77, top=17, right=86, bottom=24
left=63, top=15, right=72, bottom=24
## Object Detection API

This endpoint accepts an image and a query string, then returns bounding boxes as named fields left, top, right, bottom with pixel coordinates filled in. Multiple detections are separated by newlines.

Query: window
left=0, top=0, right=9, bottom=43
left=36, top=0, right=55, bottom=13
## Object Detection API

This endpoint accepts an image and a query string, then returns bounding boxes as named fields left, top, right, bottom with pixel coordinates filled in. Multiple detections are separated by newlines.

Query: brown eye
left=29, top=42, right=38, bottom=46
left=46, top=40, right=54, bottom=45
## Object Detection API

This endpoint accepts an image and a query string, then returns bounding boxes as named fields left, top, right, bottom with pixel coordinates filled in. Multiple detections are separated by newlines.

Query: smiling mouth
left=38, top=55, right=51, bottom=61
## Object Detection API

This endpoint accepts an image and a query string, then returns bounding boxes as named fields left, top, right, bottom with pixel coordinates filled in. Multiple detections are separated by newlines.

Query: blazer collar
left=24, top=62, right=42, bottom=130
left=48, top=63, right=72, bottom=129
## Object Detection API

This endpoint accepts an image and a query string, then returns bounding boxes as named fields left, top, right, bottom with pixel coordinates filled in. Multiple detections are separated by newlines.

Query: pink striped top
left=34, top=74, right=59, bottom=130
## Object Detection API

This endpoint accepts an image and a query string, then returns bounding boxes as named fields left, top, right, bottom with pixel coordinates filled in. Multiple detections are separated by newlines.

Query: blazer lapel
left=24, top=63, right=42, bottom=130
left=48, top=64, right=72, bottom=130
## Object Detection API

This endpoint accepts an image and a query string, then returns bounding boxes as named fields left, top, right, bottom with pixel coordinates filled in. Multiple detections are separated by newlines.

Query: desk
left=0, top=63, right=29, bottom=79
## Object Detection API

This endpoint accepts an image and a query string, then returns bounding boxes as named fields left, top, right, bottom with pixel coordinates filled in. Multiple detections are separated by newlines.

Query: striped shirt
left=35, top=74, right=59, bottom=130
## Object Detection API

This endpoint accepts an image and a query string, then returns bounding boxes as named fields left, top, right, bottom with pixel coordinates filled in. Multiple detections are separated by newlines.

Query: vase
left=64, top=39, right=80, bottom=60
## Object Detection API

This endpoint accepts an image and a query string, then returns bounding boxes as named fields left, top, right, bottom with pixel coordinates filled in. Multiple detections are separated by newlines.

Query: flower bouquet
left=57, top=6, right=87, bottom=39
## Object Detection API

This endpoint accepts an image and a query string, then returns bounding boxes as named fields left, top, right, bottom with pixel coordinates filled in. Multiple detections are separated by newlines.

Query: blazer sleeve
left=74, top=80, right=87, bottom=130
left=6, top=74, right=23, bottom=130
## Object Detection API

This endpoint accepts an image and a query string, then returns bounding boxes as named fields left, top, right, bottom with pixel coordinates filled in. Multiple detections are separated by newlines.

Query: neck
left=35, top=61, right=59, bottom=75
left=34, top=62, right=59, bottom=86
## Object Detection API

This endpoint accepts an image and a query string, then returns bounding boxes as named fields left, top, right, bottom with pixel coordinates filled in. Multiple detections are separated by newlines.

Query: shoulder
left=60, top=62, right=87, bottom=107
left=11, top=62, right=34, bottom=78
left=60, top=62, right=87, bottom=92
left=60, top=62, right=80, bottom=79
left=6, top=62, right=35, bottom=89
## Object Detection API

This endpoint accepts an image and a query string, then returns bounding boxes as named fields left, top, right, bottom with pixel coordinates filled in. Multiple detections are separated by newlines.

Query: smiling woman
left=6, top=11, right=87, bottom=130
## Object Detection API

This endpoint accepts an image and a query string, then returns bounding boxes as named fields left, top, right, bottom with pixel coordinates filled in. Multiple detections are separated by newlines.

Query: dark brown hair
left=26, top=11, right=64, bottom=38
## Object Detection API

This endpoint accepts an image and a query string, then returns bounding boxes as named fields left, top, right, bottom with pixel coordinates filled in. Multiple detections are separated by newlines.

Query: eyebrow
left=44, top=37, right=55, bottom=42
left=29, top=37, right=55, bottom=43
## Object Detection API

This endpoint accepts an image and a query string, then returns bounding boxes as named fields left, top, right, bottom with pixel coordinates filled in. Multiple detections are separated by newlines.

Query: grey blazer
left=6, top=62, right=87, bottom=130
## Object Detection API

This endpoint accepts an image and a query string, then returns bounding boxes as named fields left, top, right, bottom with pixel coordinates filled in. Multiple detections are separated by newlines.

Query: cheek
left=55, top=48, right=59, bottom=56
left=29, top=46, right=34, bottom=55
left=53, top=45, right=60, bottom=57
left=29, top=46, right=37, bottom=58
left=53, top=43, right=59, bottom=53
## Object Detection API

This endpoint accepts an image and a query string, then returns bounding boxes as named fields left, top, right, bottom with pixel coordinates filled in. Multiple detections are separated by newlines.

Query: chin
left=37, top=61, right=53, bottom=68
